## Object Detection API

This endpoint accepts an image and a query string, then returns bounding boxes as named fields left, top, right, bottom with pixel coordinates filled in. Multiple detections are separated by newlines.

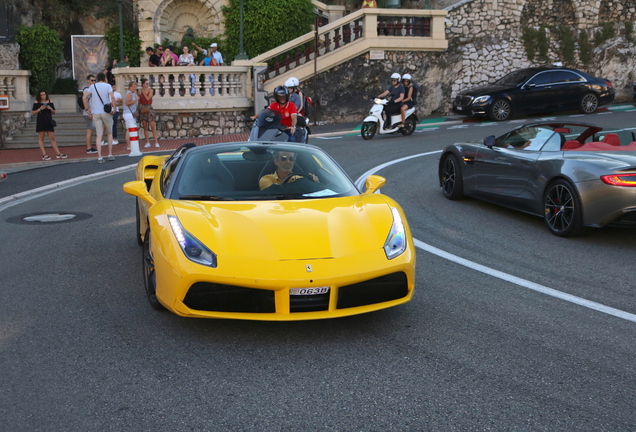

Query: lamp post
left=235, top=0, right=249, bottom=60
left=116, top=0, right=129, bottom=67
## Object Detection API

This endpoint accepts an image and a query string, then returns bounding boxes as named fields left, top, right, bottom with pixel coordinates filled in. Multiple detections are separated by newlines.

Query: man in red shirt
left=267, top=86, right=297, bottom=141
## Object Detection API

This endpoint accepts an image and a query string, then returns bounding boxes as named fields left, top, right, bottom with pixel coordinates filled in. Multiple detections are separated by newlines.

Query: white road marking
left=356, top=151, right=636, bottom=324
left=314, top=136, right=343, bottom=140
left=448, top=125, right=468, bottom=129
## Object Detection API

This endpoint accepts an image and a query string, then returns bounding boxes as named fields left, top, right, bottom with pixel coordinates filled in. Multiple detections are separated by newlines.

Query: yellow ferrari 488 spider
left=123, top=142, right=415, bottom=320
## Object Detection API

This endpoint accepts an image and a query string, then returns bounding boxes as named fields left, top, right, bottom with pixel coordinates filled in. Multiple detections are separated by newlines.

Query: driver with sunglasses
left=377, top=72, right=405, bottom=128
left=259, top=151, right=319, bottom=190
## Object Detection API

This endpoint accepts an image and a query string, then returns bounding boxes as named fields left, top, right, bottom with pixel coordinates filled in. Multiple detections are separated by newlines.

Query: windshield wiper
left=179, top=195, right=235, bottom=201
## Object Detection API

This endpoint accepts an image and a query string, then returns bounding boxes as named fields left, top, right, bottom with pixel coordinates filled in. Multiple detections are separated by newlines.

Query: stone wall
left=1, top=112, right=29, bottom=144
left=0, top=43, right=20, bottom=70
left=152, top=110, right=251, bottom=139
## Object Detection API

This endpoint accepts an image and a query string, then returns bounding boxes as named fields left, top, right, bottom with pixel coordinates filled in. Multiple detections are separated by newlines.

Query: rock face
left=0, top=44, right=20, bottom=70
left=312, top=0, right=636, bottom=124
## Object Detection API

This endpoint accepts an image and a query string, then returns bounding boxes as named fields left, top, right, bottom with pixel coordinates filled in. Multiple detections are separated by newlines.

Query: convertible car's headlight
left=384, top=207, right=407, bottom=260
left=473, top=96, right=490, bottom=104
left=168, top=215, right=217, bottom=267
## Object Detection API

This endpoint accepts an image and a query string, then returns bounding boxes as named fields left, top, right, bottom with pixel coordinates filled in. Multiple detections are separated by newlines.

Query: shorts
left=123, top=112, right=137, bottom=129
left=93, top=112, right=114, bottom=134
left=84, top=114, right=95, bottom=130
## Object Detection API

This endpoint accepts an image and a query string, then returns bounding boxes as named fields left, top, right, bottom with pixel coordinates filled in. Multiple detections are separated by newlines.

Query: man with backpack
left=79, top=74, right=98, bottom=154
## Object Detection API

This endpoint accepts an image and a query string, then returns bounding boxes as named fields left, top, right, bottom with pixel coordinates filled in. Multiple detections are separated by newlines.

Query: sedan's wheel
left=400, top=117, right=416, bottom=136
left=578, top=92, right=599, bottom=114
left=440, top=154, right=464, bottom=200
left=361, top=121, right=377, bottom=140
left=488, top=99, right=511, bottom=121
left=142, top=229, right=166, bottom=310
left=135, top=199, right=143, bottom=246
left=543, top=180, right=583, bottom=237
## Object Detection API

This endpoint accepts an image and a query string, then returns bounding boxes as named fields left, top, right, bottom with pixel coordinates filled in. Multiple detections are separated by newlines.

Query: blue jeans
left=112, top=112, right=119, bottom=139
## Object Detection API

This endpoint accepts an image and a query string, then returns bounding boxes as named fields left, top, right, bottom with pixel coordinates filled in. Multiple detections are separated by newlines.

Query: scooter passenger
left=377, top=72, right=405, bottom=128
left=400, top=73, right=417, bottom=125
left=268, top=85, right=298, bottom=142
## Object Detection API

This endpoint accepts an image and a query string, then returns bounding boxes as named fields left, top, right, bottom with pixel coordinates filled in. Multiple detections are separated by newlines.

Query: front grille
left=337, top=272, right=409, bottom=309
left=454, top=95, right=473, bottom=106
left=290, top=292, right=330, bottom=313
left=183, top=283, right=275, bottom=313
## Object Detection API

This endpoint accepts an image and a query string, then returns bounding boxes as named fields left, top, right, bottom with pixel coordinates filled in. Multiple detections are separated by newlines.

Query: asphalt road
left=1, top=109, right=635, bottom=430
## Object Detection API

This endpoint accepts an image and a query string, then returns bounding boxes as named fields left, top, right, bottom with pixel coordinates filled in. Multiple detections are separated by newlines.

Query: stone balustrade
left=0, top=70, right=32, bottom=112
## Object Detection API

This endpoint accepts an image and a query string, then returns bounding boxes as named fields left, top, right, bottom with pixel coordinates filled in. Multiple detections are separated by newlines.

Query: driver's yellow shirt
left=259, top=173, right=302, bottom=190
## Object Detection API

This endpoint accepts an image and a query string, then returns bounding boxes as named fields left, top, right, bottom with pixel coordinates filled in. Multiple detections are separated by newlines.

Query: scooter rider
left=268, top=85, right=298, bottom=141
left=285, top=77, right=302, bottom=112
left=377, top=73, right=405, bottom=128
left=400, top=73, right=417, bottom=126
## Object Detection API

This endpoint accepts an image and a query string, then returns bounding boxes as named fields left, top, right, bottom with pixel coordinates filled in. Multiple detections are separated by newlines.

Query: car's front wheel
left=578, top=92, right=599, bottom=114
left=361, top=121, right=377, bottom=140
left=143, top=229, right=166, bottom=310
left=440, top=154, right=464, bottom=200
left=488, top=99, right=511, bottom=121
left=400, top=117, right=416, bottom=136
left=543, top=180, right=583, bottom=237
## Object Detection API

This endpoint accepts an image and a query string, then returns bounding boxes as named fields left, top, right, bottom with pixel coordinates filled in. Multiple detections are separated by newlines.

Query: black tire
left=543, top=180, right=583, bottom=237
left=142, top=229, right=166, bottom=310
left=578, top=92, right=599, bottom=114
left=488, top=99, right=511, bottom=121
left=135, top=199, right=143, bottom=246
left=439, top=154, right=464, bottom=200
left=361, top=121, right=377, bottom=140
left=400, top=117, right=416, bottom=136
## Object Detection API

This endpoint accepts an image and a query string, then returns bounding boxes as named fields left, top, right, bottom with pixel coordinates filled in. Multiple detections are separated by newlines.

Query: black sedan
left=438, top=122, right=636, bottom=237
left=452, top=66, right=615, bottom=121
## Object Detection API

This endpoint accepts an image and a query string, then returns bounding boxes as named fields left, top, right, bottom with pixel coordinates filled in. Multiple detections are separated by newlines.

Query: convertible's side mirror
left=362, top=175, right=387, bottom=195
left=484, top=135, right=496, bottom=147
left=123, top=181, right=157, bottom=206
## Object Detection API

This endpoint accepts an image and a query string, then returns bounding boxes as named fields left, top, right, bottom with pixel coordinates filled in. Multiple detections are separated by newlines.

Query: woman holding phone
left=31, top=90, right=66, bottom=160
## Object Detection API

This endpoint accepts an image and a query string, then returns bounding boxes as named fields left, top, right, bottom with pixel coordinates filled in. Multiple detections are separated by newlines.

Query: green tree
left=222, top=0, right=314, bottom=61
left=16, top=24, right=64, bottom=94
left=104, top=26, right=144, bottom=67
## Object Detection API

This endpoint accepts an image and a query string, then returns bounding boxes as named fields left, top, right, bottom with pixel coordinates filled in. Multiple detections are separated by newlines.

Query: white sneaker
left=154, top=142, right=160, bottom=148
left=112, top=139, right=119, bottom=145
left=101, top=141, right=106, bottom=146
left=144, top=143, right=151, bottom=148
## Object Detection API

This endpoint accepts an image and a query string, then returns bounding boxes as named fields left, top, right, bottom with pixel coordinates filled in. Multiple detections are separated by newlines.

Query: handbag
left=140, top=106, right=151, bottom=114
left=94, top=84, right=113, bottom=114
left=50, top=119, right=57, bottom=127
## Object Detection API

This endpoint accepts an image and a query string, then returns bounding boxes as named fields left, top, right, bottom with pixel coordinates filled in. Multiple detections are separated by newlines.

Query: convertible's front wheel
left=543, top=180, right=583, bottom=237
left=440, top=154, right=464, bottom=200
left=143, top=229, right=166, bottom=310
left=361, top=121, right=377, bottom=140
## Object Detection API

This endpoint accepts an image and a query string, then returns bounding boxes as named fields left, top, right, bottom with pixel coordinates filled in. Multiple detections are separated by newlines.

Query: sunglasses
left=279, top=156, right=295, bottom=162
left=89, top=79, right=96, bottom=82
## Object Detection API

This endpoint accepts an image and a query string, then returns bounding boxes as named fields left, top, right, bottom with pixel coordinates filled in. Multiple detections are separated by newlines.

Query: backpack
left=303, top=95, right=313, bottom=117
left=409, top=83, right=419, bottom=105
left=77, top=87, right=89, bottom=110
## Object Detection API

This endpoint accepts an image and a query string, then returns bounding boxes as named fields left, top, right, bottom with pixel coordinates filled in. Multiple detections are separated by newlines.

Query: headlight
left=168, top=215, right=217, bottom=267
left=384, top=207, right=407, bottom=260
left=473, top=96, right=490, bottom=104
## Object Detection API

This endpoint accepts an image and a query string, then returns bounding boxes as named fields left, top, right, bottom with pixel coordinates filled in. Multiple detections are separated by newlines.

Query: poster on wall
left=71, top=35, right=109, bottom=90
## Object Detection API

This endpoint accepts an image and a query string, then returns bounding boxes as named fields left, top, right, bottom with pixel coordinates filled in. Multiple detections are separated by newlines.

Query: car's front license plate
left=456, top=106, right=463, bottom=111
left=290, top=286, right=329, bottom=296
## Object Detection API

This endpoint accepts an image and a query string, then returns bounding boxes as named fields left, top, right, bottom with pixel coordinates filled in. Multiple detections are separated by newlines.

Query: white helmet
left=402, top=73, right=412, bottom=81
left=390, top=72, right=401, bottom=81
left=285, top=77, right=299, bottom=88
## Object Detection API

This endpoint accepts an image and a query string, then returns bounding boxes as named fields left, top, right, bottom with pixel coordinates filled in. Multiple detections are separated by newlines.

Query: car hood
left=171, top=195, right=397, bottom=260
left=460, top=84, right=511, bottom=97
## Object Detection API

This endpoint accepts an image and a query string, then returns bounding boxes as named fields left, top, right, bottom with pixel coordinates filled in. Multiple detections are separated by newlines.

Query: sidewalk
left=0, top=122, right=362, bottom=174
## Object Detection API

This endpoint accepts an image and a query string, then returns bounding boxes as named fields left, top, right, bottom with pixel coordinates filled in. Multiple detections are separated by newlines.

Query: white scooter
left=361, top=98, right=417, bottom=140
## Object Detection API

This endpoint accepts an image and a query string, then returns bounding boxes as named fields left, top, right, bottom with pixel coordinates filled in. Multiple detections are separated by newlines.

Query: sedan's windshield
left=493, top=69, right=535, bottom=87
left=167, top=144, right=359, bottom=201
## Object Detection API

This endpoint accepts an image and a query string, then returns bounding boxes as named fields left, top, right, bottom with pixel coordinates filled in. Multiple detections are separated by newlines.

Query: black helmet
left=274, top=85, right=289, bottom=102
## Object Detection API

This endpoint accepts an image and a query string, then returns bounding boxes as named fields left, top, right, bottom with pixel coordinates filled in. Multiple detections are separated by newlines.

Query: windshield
left=167, top=143, right=359, bottom=201
left=493, top=69, right=536, bottom=87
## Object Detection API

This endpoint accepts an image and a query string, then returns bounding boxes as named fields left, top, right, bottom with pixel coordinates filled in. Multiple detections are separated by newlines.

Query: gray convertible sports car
left=438, top=122, right=636, bottom=237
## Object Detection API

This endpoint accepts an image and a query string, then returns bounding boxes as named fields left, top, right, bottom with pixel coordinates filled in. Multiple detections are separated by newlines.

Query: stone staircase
left=3, top=112, right=126, bottom=149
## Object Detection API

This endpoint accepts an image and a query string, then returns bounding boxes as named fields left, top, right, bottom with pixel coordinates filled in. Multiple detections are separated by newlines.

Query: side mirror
left=362, top=175, right=387, bottom=195
left=484, top=135, right=496, bottom=147
left=123, top=181, right=157, bottom=206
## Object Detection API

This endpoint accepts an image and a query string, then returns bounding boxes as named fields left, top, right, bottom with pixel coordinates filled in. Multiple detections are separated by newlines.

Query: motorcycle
left=248, top=108, right=309, bottom=143
left=361, top=98, right=418, bottom=140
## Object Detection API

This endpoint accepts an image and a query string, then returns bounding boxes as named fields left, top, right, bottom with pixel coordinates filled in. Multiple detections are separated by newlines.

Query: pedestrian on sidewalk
left=82, top=75, right=98, bottom=154
left=139, top=78, right=159, bottom=148
left=84, top=72, right=116, bottom=163
left=107, top=84, right=122, bottom=146
left=123, top=81, right=139, bottom=150
left=32, top=90, right=66, bottom=161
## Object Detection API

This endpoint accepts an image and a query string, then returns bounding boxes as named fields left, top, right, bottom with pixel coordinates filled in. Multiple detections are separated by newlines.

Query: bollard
left=128, top=126, right=142, bottom=157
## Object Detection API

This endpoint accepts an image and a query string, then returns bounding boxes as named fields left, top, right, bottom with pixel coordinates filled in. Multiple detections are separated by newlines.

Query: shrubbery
left=16, top=24, right=64, bottom=95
